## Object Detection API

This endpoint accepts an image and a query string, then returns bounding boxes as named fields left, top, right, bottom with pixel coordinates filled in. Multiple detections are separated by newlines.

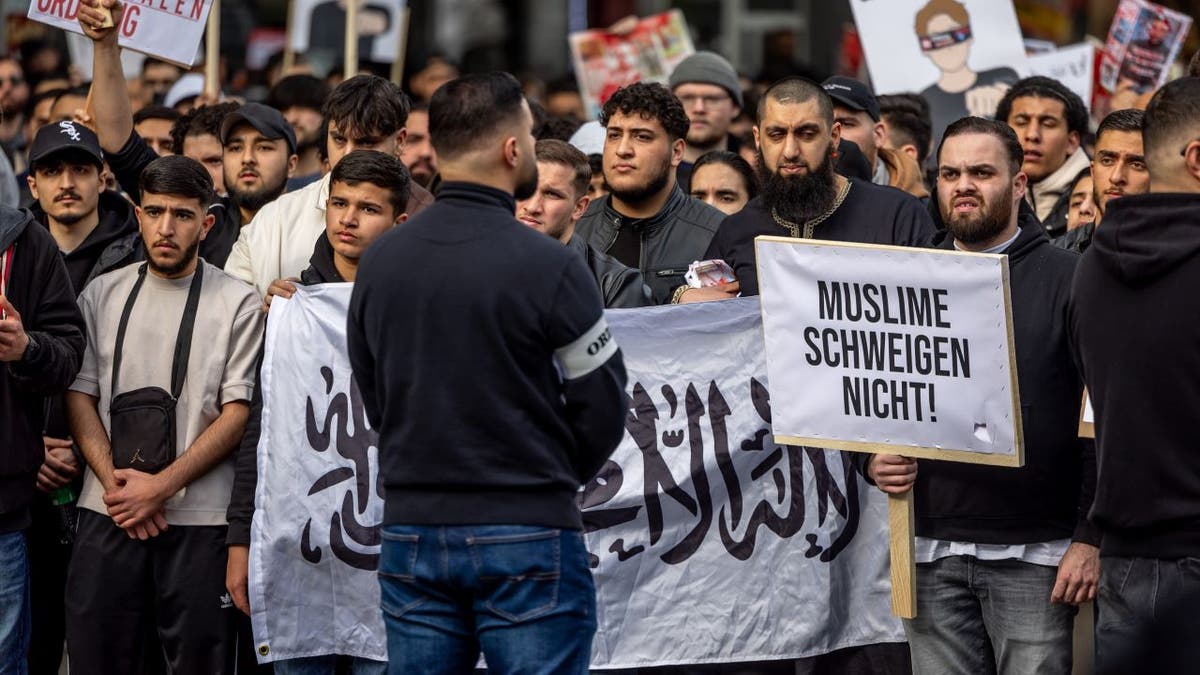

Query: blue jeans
left=904, top=556, right=1075, bottom=675
left=273, top=655, right=387, bottom=675
left=0, top=531, right=30, bottom=675
left=1095, top=556, right=1200, bottom=674
left=378, top=525, right=596, bottom=675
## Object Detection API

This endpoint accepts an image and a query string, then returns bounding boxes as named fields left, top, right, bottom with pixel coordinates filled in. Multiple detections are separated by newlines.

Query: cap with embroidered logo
left=28, top=121, right=105, bottom=169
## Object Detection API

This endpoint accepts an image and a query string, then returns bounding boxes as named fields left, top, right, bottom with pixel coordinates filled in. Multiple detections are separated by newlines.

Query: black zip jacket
left=1069, top=192, right=1200, bottom=558
left=565, top=233, right=651, bottom=309
left=227, top=235, right=343, bottom=545
left=0, top=207, right=86, bottom=532
left=348, top=182, right=628, bottom=530
left=574, top=185, right=724, bottom=304
left=106, top=131, right=242, bottom=267
left=864, top=215, right=1098, bottom=545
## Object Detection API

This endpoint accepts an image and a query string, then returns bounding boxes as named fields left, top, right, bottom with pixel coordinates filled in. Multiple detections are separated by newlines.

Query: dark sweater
left=0, top=207, right=86, bottom=532
left=1069, top=192, right=1200, bottom=558
left=705, top=179, right=936, bottom=296
left=906, top=216, right=1097, bottom=545
left=347, top=182, right=628, bottom=530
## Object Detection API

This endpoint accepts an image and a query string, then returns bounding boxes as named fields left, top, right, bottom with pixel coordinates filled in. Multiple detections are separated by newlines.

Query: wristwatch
left=21, top=332, right=39, bottom=361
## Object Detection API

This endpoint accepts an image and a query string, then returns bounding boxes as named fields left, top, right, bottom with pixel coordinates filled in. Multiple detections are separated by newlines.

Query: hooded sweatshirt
left=32, top=190, right=142, bottom=296
left=1068, top=192, right=1200, bottom=558
left=0, top=207, right=86, bottom=532
left=906, top=214, right=1097, bottom=545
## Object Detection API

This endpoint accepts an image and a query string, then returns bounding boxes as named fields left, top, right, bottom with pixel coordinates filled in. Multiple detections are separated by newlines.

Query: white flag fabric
left=250, top=289, right=902, bottom=666
left=250, top=284, right=385, bottom=663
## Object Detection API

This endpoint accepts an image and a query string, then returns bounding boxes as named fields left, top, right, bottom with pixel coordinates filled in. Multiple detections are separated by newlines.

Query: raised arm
left=78, top=0, right=133, bottom=154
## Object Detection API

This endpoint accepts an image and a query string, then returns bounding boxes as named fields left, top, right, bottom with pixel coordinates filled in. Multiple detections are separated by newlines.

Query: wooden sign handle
left=97, top=6, right=115, bottom=29
left=888, top=491, right=917, bottom=618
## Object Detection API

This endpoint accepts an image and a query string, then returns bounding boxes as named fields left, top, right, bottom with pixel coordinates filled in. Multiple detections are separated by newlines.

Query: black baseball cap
left=821, top=76, right=881, bottom=122
left=28, top=121, right=104, bottom=169
left=219, top=102, right=297, bottom=154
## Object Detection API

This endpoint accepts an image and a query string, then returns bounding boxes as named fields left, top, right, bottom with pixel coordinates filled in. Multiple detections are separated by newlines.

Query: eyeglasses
left=677, top=93, right=731, bottom=108
left=919, top=26, right=972, bottom=52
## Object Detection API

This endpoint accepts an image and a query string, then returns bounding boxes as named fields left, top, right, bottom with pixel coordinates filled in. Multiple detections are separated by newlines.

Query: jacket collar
left=601, top=183, right=688, bottom=233
left=435, top=181, right=516, bottom=213
left=936, top=210, right=1048, bottom=263
left=301, top=233, right=343, bottom=285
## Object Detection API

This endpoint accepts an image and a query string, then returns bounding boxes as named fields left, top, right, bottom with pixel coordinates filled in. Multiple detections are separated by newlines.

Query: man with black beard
left=866, top=116, right=1096, bottom=674
left=573, top=82, right=726, bottom=304
left=80, top=2, right=297, bottom=267
left=683, top=78, right=935, bottom=301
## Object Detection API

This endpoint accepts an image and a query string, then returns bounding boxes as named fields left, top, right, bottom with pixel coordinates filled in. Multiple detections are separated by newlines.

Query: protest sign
left=251, top=289, right=903, bottom=666
left=569, top=10, right=695, bottom=120
left=755, top=237, right=1023, bottom=616
left=1099, top=0, right=1191, bottom=94
left=27, top=0, right=212, bottom=67
left=849, top=0, right=1029, bottom=143
left=1030, top=42, right=1095, bottom=111
left=288, top=0, right=407, bottom=64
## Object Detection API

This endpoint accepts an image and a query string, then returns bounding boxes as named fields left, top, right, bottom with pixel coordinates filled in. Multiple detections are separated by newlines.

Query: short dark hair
left=268, top=74, right=331, bottom=114
left=25, top=87, right=66, bottom=119
left=141, top=58, right=179, bottom=75
left=1189, top=49, right=1200, bottom=78
left=692, top=150, right=759, bottom=200
left=995, top=76, right=1089, bottom=138
left=1143, top=77, right=1200, bottom=159
left=140, top=155, right=216, bottom=211
left=329, top=150, right=412, bottom=216
left=429, top=72, right=527, bottom=160
left=51, top=85, right=90, bottom=109
left=534, top=139, right=590, bottom=198
left=322, top=74, right=410, bottom=139
left=537, top=115, right=583, bottom=142
left=878, top=93, right=933, bottom=164
left=170, top=101, right=241, bottom=157
left=757, top=77, right=833, bottom=127
left=600, top=81, right=690, bottom=141
left=134, top=104, right=181, bottom=126
left=1096, top=108, right=1144, bottom=144
left=937, top=116, right=1025, bottom=175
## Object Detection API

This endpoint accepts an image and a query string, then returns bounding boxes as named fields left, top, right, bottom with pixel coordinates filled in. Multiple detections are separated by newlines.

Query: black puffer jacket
left=0, top=207, right=86, bottom=532
left=31, top=190, right=143, bottom=295
left=574, top=185, right=724, bottom=304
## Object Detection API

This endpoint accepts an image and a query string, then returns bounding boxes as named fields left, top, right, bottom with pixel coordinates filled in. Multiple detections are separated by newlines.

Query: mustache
left=150, top=239, right=178, bottom=250
left=55, top=191, right=82, bottom=202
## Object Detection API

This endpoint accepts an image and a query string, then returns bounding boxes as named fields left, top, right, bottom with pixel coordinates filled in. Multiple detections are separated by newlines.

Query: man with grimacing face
left=866, top=116, right=1097, bottom=674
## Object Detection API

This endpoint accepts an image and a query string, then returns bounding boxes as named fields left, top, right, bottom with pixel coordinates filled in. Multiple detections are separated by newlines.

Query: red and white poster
left=1099, top=0, right=1192, bottom=94
left=569, top=11, right=695, bottom=120
left=27, top=0, right=213, bottom=67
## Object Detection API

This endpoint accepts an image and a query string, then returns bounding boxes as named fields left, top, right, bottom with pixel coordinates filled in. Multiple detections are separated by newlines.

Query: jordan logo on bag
left=131, top=449, right=145, bottom=464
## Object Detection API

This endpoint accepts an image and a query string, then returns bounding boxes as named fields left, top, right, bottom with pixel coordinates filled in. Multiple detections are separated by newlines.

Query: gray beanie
left=668, top=51, right=743, bottom=108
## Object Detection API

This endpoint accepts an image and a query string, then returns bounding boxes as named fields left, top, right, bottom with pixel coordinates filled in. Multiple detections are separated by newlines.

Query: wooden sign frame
left=754, top=236, right=1027, bottom=618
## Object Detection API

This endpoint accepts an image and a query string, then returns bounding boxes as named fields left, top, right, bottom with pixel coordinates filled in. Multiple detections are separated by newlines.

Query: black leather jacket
left=574, top=185, right=724, bottom=304
left=565, top=234, right=650, bottom=309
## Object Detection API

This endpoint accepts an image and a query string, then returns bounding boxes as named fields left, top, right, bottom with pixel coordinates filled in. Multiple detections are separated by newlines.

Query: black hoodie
left=32, top=190, right=142, bottom=297
left=1069, top=192, right=1200, bottom=558
left=885, top=214, right=1099, bottom=546
left=0, top=207, right=86, bottom=532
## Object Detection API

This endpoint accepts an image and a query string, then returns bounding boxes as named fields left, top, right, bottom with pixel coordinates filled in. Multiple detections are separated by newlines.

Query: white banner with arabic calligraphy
left=250, top=289, right=903, bottom=665
left=250, top=283, right=385, bottom=663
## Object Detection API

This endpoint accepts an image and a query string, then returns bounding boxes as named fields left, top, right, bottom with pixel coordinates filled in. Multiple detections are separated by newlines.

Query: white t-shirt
left=71, top=260, right=264, bottom=526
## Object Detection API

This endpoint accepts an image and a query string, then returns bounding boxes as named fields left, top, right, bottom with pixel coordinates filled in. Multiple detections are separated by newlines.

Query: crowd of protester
left=1, top=0, right=1200, bottom=673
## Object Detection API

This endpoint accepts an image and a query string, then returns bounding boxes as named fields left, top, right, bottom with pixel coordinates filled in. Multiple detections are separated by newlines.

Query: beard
left=227, top=174, right=288, bottom=214
left=941, top=188, right=1014, bottom=245
left=757, top=148, right=838, bottom=223
left=145, top=235, right=201, bottom=278
left=607, top=154, right=672, bottom=205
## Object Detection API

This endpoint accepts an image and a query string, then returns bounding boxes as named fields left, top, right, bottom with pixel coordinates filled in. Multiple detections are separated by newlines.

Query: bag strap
left=111, top=263, right=205, bottom=400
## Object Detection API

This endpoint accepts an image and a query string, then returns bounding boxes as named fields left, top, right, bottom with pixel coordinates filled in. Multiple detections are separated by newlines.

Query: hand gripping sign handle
left=889, top=491, right=917, bottom=618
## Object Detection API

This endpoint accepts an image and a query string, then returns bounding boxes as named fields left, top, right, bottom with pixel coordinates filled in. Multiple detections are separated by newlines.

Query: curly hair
left=599, top=82, right=689, bottom=142
left=995, top=76, right=1089, bottom=138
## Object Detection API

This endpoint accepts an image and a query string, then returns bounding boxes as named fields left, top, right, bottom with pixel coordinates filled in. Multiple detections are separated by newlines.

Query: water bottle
left=50, top=486, right=77, bottom=545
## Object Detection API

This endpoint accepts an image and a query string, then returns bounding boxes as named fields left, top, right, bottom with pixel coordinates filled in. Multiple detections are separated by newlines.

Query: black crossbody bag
left=108, top=263, right=203, bottom=474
